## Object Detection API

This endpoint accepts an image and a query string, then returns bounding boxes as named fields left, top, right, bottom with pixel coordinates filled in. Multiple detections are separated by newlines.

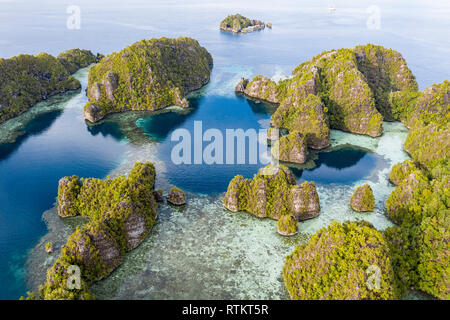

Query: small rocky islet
left=232, top=43, right=448, bottom=299
left=220, top=14, right=270, bottom=34
left=6, top=33, right=446, bottom=300
left=350, top=184, right=375, bottom=212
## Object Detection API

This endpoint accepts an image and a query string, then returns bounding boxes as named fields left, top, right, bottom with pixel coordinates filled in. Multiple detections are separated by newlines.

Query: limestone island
left=283, top=221, right=400, bottom=299
left=236, top=44, right=418, bottom=164
left=0, top=49, right=101, bottom=124
left=281, top=72, right=449, bottom=299
left=223, top=165, right=320, bottom=235
left=34, top=162, right=159, bottom=300
left=220, top=14, right=267, bottom=33
left=83, top=37, right=213, bottom=123
left=167, top=186, right=187, bottom=205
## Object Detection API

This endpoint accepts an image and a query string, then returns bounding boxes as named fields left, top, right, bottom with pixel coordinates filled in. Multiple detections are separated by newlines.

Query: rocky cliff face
left=289, top=181, right=321, bottom=220
left=40, top=162, right=158, bottom=300
left=319, top=48, right=383, bottom=137
left=0, top=52, right=82, bottom=124
left=242, top=75, right=281, bottom=104
left=239, top=44, right=418, bottom=146
left=271, top=94, right=330, bottom=149
left=167, top=186, right=186, bottom=205
left=220, top=14, right=266, bottom=33
left=399, top=81, right=450, bottom=172
left=350, top=184, right=375, bottom=212
left=283, top=221, right=400, bottom=300
left=84, top=37, right=213, bottom=123
left=223, top=165, right=320, bottom=235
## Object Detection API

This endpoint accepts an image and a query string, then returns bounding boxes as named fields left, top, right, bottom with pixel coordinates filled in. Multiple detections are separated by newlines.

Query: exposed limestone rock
left=350, top=184, right=375, bottom=212
left=389, top=160, right=420, bottom=186
left=222, top=176, right=247, bottom=212
left=404, top=80, right=449, bottom=128
left=267, top=127, right=280, bottom=141
left=57, top=176, right=82, bottom=217
left=83, top=103, right=102, bottom=123
left=235, top=78, right=249, bottom=94
left=320, top=48, right=383, bottom=137
left=223, top=165, right=320, bottom=223
left=354, top=44, right=418, bottom=120
left=272, top=131, right=308, bottom=164
left=0, top=52, right=81, bottom=124
left=240, top=44, right=418, bottom=143
left=283, top=221, right=400, bottom=300
left=271, top=94, right=330, bottom=149
left=277, top=215, right=298, bottom=236
left=45, top=242, right=53, bottom=254
left=289, top=182, right=321, bottom=220
left=39, top=162, right=158, bottom=300
left=63, top=224, right=123, bottom=281
left=153, top=189, right=163, bottom=202
left=244, top=75, right=281, bottom=104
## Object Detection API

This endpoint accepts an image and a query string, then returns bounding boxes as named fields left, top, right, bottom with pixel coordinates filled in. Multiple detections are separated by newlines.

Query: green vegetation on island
left=84, top=37, right=213, bottom=123
left=223, top=165, right=320, bottom=235
left=272, top=131, right=308, bottom=164
left=350, top=184, right=375, bottom=212
left=0, top=49, right=100, bottom=124
left=383, top=80, right=449, bottom=299
left=283, top=221, right=401, bottom=300
left=36, top=162, right=159, bottom=300
left=167, top=186, right=187, bottom=205
left=236, top=44, right=418, bottom=164
left=57, top=49, right=102, bottom=74
left=220, top=14, right=266, bottom=33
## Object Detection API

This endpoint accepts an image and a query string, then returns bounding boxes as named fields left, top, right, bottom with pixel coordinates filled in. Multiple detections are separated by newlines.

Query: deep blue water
left=0, top=0, right=449, bottom=299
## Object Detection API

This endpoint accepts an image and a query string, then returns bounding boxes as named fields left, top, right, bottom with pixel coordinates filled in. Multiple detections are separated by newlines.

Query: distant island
left=220, top=14, right=270, bottom=33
